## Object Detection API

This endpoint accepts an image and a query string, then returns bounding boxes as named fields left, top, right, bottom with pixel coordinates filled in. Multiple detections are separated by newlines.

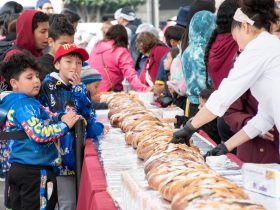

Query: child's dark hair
left=48, top=14, right=65, bottom=25
left=61, top=8, right=81, bottom=24
left=105, top=24, right=128, bottom=49
left=199, top=87, right=214, bottom=100
left=49, top=14, right=75, bottom=40
left=164, top=26, right=185, bottom=48
left=64, top=100, right=75, bottom=109
left=32, top=11, right=49, bottom=32
left=0, top=53, right=40, bottom=86
left=169, top=47, right=180, bottom=59
left=56, top=52, right=83, bottom=63
left=231, top=0, right=278, bottom=31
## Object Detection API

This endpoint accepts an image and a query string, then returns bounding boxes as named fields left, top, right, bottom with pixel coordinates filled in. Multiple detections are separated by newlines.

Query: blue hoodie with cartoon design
left=39, top=72, right=104, bottom=176
left=181, top=11, right=216, bottom=104
left=0, top=93, right=68, bottom=169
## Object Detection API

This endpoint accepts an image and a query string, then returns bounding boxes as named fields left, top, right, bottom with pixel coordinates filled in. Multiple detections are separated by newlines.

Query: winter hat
left=175, top=6, right=190, bottom=28
left=114, top=6, right=136, bottom=21
left=136, top=23, right=159, bottom=38
left=53, top=43, right=89, bottom=64
left=80, top=62, right=102, bottom=84
left=36, top=0, right=51, bottom=8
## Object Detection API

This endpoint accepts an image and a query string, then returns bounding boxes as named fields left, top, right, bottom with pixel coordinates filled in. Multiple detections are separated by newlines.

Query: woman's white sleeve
left=243, top=104, right=274, bottom=139
left=205, top=49, right=265, bottom=116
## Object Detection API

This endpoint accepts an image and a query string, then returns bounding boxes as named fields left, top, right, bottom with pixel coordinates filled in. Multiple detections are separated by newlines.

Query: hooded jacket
left=207, top=33, right=239, bottom=89
left=0, top=93, right=68, bottom=168
left=88, top=40, right=147, bottom=92
left=4, top=10, right=44, bottom=60
left=224, top=91, right=280, bottom=163
left=181, top=11, right=216, bottom=104
left=39, top=73, right=104, bottom=175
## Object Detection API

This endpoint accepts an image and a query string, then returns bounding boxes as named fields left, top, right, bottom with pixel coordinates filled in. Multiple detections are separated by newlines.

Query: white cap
left=114, top=7, right=136, bottom=21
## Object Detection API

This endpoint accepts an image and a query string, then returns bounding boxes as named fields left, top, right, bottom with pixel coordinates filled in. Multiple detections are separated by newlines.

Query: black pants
left=8, top=163, right=57, bottom=210
left=217, top=117, right=237, bottom=154
left=188, top=103, right=199, bottom=118
left=4, top=172, right=11, bottom=208
left=217, top=117, right=234, bottom=142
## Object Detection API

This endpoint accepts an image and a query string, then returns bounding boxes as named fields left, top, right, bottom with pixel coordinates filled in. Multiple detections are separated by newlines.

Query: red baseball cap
left=53, top=43, right=89, bottom=64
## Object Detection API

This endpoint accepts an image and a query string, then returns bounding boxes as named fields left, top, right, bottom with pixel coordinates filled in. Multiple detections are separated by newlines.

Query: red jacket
left=139, top=44, right=169, bottom=85
left=224, top=91, right=280, bottom=163
left=4, top=10, right=43, bottom=60
left=207, top=33, right=238, bottom=89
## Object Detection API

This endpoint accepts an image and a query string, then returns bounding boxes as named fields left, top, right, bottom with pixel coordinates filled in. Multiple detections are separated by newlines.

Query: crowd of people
left=0, top=0, right=280, bottom=209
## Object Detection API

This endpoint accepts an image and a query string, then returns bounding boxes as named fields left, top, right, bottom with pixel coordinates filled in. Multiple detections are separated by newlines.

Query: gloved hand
left=170, top=119, right=197, bottom=146
left=204, top=143, right=229, bottom=158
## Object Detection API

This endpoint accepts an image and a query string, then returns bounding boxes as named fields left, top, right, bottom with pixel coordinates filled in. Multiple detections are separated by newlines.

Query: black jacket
left=37, top=53, right=58, bottom=80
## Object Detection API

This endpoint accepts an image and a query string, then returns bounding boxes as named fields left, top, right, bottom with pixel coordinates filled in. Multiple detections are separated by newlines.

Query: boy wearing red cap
left=39, top=43, right=105, bottom=209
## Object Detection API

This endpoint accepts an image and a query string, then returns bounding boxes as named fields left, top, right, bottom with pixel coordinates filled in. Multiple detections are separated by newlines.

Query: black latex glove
left=204, top=143, right=229, bottom=158
left=170, top=119, right=196, bottom=146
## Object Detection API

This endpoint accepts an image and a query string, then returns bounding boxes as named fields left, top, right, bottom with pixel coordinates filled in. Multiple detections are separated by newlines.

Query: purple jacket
left=224, top=91, right=280, bottom=163
left=88, top=40, right=147, bottom=92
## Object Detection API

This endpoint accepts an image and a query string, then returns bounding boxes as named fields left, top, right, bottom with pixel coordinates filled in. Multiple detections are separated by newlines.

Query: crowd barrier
left=76, top=139, right=117, bottom=210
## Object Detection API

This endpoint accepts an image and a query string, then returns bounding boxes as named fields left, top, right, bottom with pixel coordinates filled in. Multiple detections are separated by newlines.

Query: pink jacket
left=88, top=40, right=147, bottom=92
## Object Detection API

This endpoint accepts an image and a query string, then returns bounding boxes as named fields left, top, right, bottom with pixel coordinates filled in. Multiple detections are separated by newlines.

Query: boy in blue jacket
left=39, top=43, right=105, bottom=209
left=0, top=53, right=79, bottom=210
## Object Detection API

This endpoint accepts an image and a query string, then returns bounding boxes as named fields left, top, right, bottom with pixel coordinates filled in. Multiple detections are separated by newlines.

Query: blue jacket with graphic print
left=181, top=11, right=216, bottom=104
left=38, top=72, right=104, bottom=176
left=0, top=93, right=68, bottom=168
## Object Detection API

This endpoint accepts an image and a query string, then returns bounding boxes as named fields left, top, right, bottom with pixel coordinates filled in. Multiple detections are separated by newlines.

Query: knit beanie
left=80, top=62, right=102, bottom=84
left=36, top=0, right=51, bottom=8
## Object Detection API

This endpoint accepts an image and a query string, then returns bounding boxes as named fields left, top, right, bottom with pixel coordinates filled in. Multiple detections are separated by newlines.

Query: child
left=38, top=14, right=75, bottom=80
left=1, top=10, right=49, bottom=93
left=174, top=87, right=220, bottom=144
left=0, top=53, right=79, bottom=210
left=198, top=88, right=221, bottom=144
left=80, top=62, right=108, bottom=110
left=39, top=43, right=105, bottom=209
left=157, top=48, right=180, bottom=107
left=154, top=26, right=185, bottom=96
left=4, top=10, right=49, bottom=60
